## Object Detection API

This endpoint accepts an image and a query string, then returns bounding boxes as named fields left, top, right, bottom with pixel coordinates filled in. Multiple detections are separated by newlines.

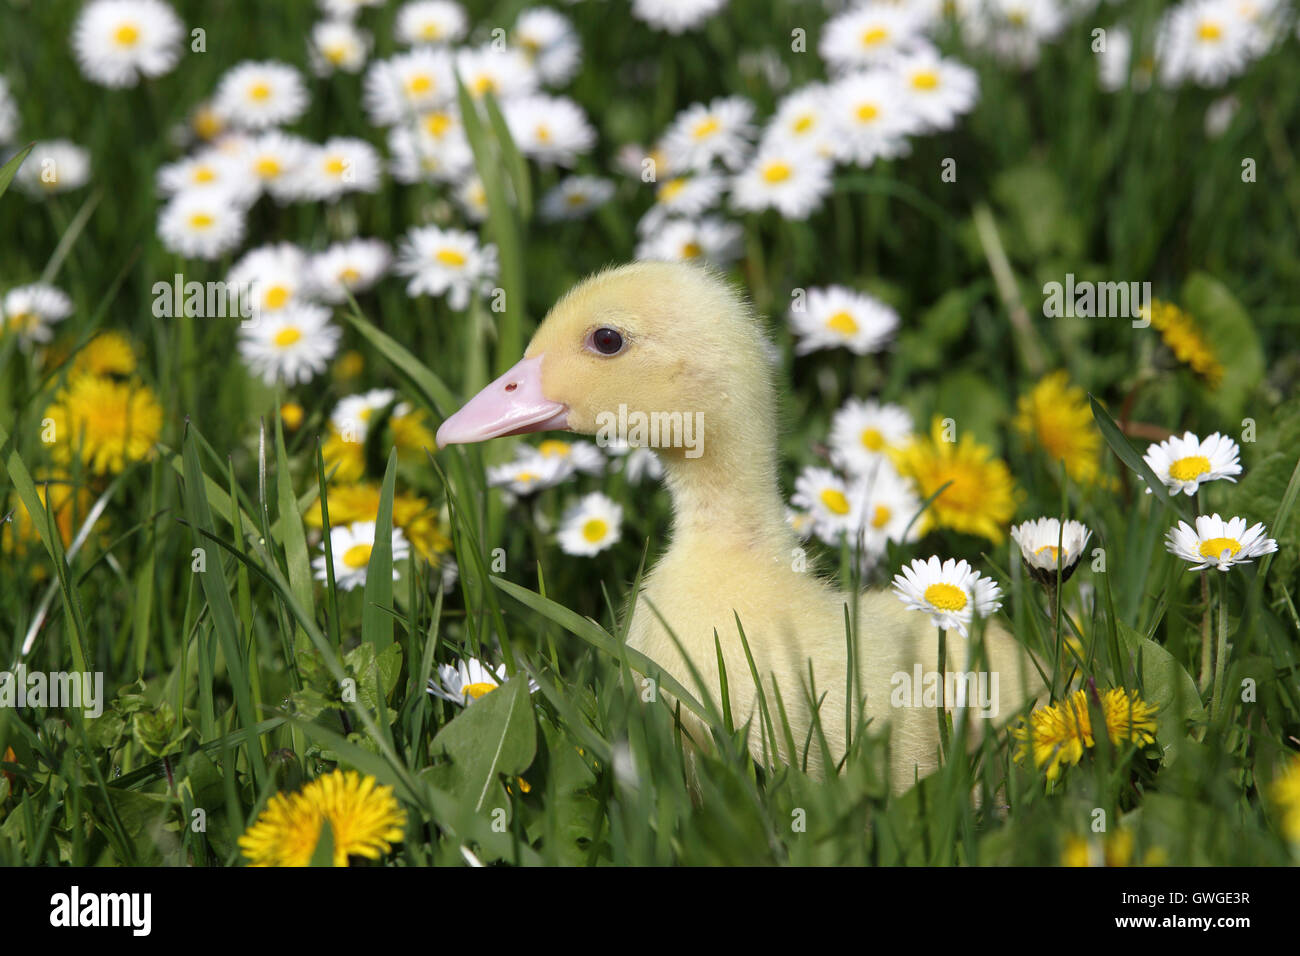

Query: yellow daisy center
left=681, top=241, right=702, bottom=259
left=861, top=25, right=889, bottom=46
left=792, top=114, right=814, bottom=133
left=406, top=73, right=433, bottom=96
left=826, top=310, right=859, bottom=335
left=819, top=488, right=851, bottom=516
left=193, top=165, right=217, bottom=184
left=871, top=505, right=891, bottom=529
left=189, top=212, right=215, bottom=230
left=923, top=582, right=968, bottom=612
left=471, top=75, right=496, bottom=96
left=762, top=161, right=792, bottom=183
left=248, top=82, right=272, bottom=102
left=1197, top=20, right=1222, bottom=41
left=860, top=427, right=884, bottom=451
left=325, top=45, right=348, bottom=65
left=535, top=124, right=552, bottom=143
left=114, top=23, right=140, bottom=47
left=342, top=543, right=372, bottom=569
left=1034, top=544, right=1060, bottom=563
left=1198, top=537, right=1241, bottom=560
left=911, top=70, right=940, bottom=90
left=264, top=285, right=291, bottom=310
left=463, top=682, right=497, bottom=700
left=424, top=111, right=453, bottom=137
left=339, top=267, right=362, bottom=285
left=692, top=116, right=720, bottom=140
left=6, top=311, right=38, bottom=333
left=325, top=156, right=348, bottom=175
left=538, top=440, right=571, bottom=457
left=273, top=326, right=302, bottom=348
left=515, top=471, right=537, bottom=484
left=420, top=22, right=442, bottom=40
left=855, top=103, right=880, bottom=122
left=582, top=518, right=609, bottom=543
left=255, top=157, right=282, bottom=178
left=659, top=178, right=687, bottom=202
left=435, top=248, right=467, bottom=267
left=1169, top=455, right=1211, bottom=482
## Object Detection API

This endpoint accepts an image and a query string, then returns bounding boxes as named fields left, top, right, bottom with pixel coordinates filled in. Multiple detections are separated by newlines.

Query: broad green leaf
left=430, top=675, right=537, bottom=813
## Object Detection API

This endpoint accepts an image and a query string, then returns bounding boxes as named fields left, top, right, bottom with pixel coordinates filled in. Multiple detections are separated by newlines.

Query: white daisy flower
left=72, top=0, right=184, bottom=88
left=299, top=137, right=382, bottom=200
left=829, top=397, right=913, bottom=475
left=395, top=225, right=499, bottom=310
left=227, top=243, right=311, bottom=317
left=631, top=0, right=728, bottom=34
left=213, top=61, right=309, bottom=130
left=386, top=108, right=474, bottom=184
left=534, top=438, right=606, bottom=476
left=539, top=175, right=615, bottom=221
left=604, top=440, right=666, bottom=485
left=827, top=70, right=917, bottom=167
left=661, top=96, right=757, bottom=172
left=487, top=450, right=570, bottom=495
left=309, top=19, right=371, bottom=76
left=1156, top=0, right=1256, bottom=87
left=557, top=492, right=623, bottom=557
left=156, top=149, right=258, bottom=205
left=241, top=130, right=311, bottom=202
left=819, top=2, right=929, bottom=73
left=892, top=556, right=1003, bottom=636
left=787, top=507, right=817, bottom=541
left=454, top=44, right=539, bottom=102
left=502, top=94, right=596, bottom=166
left=1142, top=431, right=1242, bottom=496
left=313, top=520, right=409, bottom=592
left=635, top=216, right=743, bottom=267
left=637, top=171, right=727, bottom=234
left=761, top=84, right=836, bottom=157
left=513, top=7, right=581, bottom=86
left=238, top=302, right=340, bottom=386
left=395, top=0, right=468, bottom=46
left=1204, top=94, right=1240, bottom=138
left=454, top=175, right=489, bottom=222
left=1166, top=513, right=1277, bottom=572
left=0, top=77, right=17, bottom=145
left=789, top=285, right=899, bottom=355
left=1, top=283, right=73, bottom=345
left=730, top=142, right=833, bottom=221
left=849, top=463, right=923, bottom=561
left=308, top=239, right=391, bottom=303
left=1096, top=25, right=1134, bottom=92
left=961, top=0, right=1069, bottom=68
left=156, top=188, right=246, bottom=260
left=892, top=50, right=979, bottom=132
left=427, top=657, right=538, bottom=705
left=15, top=140, right=92, bottom=196
left=362, top=47, right=455, bottom=126
left=791, top=466, right=863, bottom=545
left=330, top=388, right=405, bottom=442
left=1011, top=517, right=1093, bottom=583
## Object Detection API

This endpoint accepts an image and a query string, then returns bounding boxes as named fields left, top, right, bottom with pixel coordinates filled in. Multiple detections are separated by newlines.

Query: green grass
left=1, top=0, right=1298, bottom=866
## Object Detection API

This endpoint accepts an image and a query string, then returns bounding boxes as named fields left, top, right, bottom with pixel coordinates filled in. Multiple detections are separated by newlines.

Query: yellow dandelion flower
left=44, top=375, right=163, bottom=475
left=1013, top=688, right=1157, bottom=780
left=1273, top=756, right=1300, bottom=843
left=321, top=427, right=366, bottom=483
left=391, top=408, right=437, bottom=460
left=1013, top=371, right=1104, bottom=485
left=280, top=402, right=304, bottom=431
left=1062, top=829, right=1134, bottom=867
left=305, top=483, right=452, bottom=562
left=238, top=769, right=406, bottom=867
left=70, top=331, right=137, bottom=379
left=890, top=418, right=1018, bottom=544
left=1146, top=300, right=1224, bottom=387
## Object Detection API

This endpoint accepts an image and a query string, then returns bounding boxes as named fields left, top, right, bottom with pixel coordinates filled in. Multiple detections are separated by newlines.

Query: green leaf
left=1089, top=394, right=1189, bottom=520
left=1117, top=622, right=1204, bottom=757
left=1179, top=272, right=1264, bottom=419
left=430, top=676, right=537, bottom=813
left=362, top=449, right=399, bottom=653
left=0, top=143, right=33, bottom=201
left=339, top=308, right=459, bottom=416
left=310, top=821, right=336, bottom=867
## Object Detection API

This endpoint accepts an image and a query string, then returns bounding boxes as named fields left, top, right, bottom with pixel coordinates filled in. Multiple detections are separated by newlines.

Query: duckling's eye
left=590, top=327, right=624, bottom=356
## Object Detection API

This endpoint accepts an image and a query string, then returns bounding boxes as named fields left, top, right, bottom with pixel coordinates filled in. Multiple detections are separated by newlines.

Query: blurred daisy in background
left=15, top=140, right=92, bottom=196
left=631, top=0, right=728, bottom=34
left=487, top=451, right=570, bottom=495
left=513, top=7, right=581, bottom=86
left=299, top=136, right=382, bottom=199
left=961, top=0, right=1070, bottom=68
left=72, top=0, right=185, bottom=88
left=394, top=0, right=468, bottom=47
left=791, top=466, right=862, bottom=545
left=635, top=216, right=743, bottom=267
left=0, top=76, right=16, bottom=144
left=534, top=438, right=606, bottom=477
left=829, top=397, right=913, bottom=475
left=454, top=175, right=489, bottom=222
left=852, top=464, right=923, bottom=560
left=156, top=149, right=257, bottom=204
left=362, top=47, right=454, bottom=126
left=1142, top=431, right=1241, bottom=496
left=539, top=175, right=614, bottom=221
left=731, top=142, right=832, bottom=220
left=157, top=188, right=246, bottom=259
left=313, top=521, right=409, bottom=591
left=213, top=61, right=309, bottom=129
left=603, top=439, right=665, bottom=485
left=308, top=239, right=391, bottom=303
left=827, top=71, right=917, bottom=167
left=819, top=2, right=929, bottom=72
left=319, top=0, right=385, bottom=17
left=330, top=388, right=403, bottom=442
left=1156, top=0, right=1256, bottom=87
left=309, top=18, right=372, bottom=76
left=396, top=224, right=498, bottom=309
left=227, top=243, right=312, bottom=316
left=661, top=96, right=756, bottom=171
left=1011, top=517, right=1093, bottom=585
left=762, top=85, right=835, bottom=157
left=454, top=44, right=539, bottom=101
left=557, top=492, right=623, bottom=556
left=2, top=284, right=73, bottom=346
left=892, top=50, right=979, bottom=131
left=639, top=170, right=727, bottom=233
left=241, top=130, right=311, bottom=202
left=892, top=556, right=1003, bottom=636
left=1166, top=514, right=1277, bottom=571
left=387, top=108, right=474, bottom=184
left=502, top=94, right=596, bottom=166
left=238, top=302, right=340, bottom=385
left=789, top=285, right=898, bottom=355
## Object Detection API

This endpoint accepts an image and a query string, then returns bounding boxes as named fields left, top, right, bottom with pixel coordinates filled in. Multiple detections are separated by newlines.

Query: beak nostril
left=505, top=382, right=518, bottom=392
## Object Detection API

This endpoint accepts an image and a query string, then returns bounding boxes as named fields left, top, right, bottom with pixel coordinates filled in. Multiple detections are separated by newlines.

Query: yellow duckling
left=437, top=262, right=1045, bottom=791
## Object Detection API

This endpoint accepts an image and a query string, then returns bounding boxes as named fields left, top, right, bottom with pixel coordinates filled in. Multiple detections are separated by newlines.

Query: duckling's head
left=436, top=261, right=778, bottom=470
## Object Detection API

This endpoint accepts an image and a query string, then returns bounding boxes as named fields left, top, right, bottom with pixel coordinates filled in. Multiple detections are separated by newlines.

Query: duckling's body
left=437, top=261, right=1045, bottom=792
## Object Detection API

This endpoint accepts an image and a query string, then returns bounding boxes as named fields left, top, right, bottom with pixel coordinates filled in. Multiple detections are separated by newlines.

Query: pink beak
left=435, top=355, right=570, bottom=448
